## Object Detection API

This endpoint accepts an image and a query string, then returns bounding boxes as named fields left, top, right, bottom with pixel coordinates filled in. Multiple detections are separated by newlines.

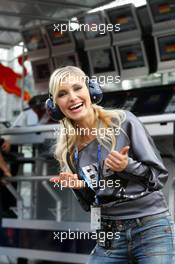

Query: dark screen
left=100, top=93, right=125, bottom=109
left=119, top=43, right=145, bottom=69
left=35, top=63, right=50, bottom=81
left=46, top=24, right=71, bottom=46
left=81, top=13, right=106, bottom=39
left=133, top=90, right=172, bottom=115
left=149, top=0, right=175, bottom=23
left=101, top=86, right=174, bottom=115
left=158, top=35, right=175, bottom=61
left=54, top=55, right=76, bottom=67
left=122, top=97, right=138, bottom=111
left=165, top=94, right=175, bottom=113
left=107, top=5, right=137, bottom=32
left=22, top=28, right=46, bottom=51
left=90, top=48, right=115, bottom=73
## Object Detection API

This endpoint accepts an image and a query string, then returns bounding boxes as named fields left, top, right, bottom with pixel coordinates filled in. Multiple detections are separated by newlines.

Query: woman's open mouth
left=69, top=102, right=84, bottom=113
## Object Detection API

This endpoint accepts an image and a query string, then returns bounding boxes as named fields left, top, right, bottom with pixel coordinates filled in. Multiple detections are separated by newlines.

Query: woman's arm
left=1, top=139, right=11, bottom=152
left=105, top=111, right=168, bottom=191
left=0, top=152, right=12, bottom=176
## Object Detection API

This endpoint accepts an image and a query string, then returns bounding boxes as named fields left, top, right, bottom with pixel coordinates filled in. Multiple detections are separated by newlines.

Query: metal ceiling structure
left=0, top=0, right=114, bottom=49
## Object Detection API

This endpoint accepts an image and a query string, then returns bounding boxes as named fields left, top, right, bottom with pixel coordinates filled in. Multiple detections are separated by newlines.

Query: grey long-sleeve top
left=78, top=110, right=169, bottom=219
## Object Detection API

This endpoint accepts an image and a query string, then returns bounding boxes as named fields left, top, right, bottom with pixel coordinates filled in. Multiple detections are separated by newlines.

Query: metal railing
left=1, top=175, right=61, bottom=220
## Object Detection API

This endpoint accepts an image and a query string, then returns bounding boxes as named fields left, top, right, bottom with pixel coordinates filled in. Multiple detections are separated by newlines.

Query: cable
left=61, top=119, right=95, bottom=211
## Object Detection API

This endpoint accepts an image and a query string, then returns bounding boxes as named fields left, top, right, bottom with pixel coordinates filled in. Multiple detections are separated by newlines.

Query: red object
left=0, top=55, right=31, bottom=101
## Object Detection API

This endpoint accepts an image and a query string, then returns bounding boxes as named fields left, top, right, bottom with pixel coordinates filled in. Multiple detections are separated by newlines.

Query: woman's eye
left=57, top=92, right=66, bottom=97
left=74, top=86, right=82, bottom=91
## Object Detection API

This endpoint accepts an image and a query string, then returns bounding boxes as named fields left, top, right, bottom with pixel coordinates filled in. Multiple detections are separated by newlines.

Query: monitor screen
left=45, top=24, right=71, bottom=46
left=158, top=35, right=175, bottom=61
left=90, top=48, right=115, bottom=73
left=165, top=94, right=175, bottom=113
left=81, top=13, right=107, bottom=39
left=148, top=0, right=175, bottom=23
left=34, top=62, right=51, bottom=81
left=133, top=90, right=171, bottom=115
left=122, top=96, right=138, bottom=111
left=54, top=55, right=76, bottom=67
left=22, top=28, right=46, bottom=51
left=119, top=43, right=145, bottom=69
left=101, top=93, right=125, bottom=108
left=107, top=6, right=137, bottom=32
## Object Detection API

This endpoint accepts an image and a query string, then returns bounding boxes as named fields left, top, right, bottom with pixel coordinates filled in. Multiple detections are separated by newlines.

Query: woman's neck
left=74, top=108, right=97, bottom=146
left=74, top=107, right=96, bottom=130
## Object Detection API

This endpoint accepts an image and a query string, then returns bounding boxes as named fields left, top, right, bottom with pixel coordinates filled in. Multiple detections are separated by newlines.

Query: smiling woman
left=56, top=79, right=93, bottom=122
left=48, top=66, right=175, bottom=264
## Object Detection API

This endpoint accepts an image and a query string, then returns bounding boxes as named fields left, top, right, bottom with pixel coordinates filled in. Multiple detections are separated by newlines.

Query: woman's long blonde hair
left=49, top=66, right=126, bottom=172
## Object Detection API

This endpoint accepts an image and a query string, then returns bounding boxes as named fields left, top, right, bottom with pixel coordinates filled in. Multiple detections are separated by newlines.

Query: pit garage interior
left=0, top=0, right=175, bottom=263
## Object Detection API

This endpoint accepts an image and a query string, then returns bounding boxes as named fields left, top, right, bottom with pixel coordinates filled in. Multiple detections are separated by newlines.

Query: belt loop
left=136, top=218, right=142, bottom=226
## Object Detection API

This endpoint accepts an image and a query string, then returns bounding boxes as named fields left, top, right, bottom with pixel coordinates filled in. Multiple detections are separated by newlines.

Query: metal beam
left=0, top=10, right=68, bottom=22
left=74, top=0, right=115, bottom=19
left=0, top=26, right=20, bottom=33
left=0, top=38, right=22, bottom=48
left=42, top=181, right=62, bottom=221
left=0, top=42, right=14, bottom=48
left=1, top=176, right=53, bottom=181
left=0, top=1, right=114, bottom=25
left=0, top=248, right=89, bottom=263
left=92, top=0, right=114, bottom=9
left=2, top=219, right=90, bottom=231
left=6, top=0, right=91, bottom=9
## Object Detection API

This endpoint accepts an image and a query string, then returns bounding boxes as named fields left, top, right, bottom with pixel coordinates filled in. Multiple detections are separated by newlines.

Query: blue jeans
left=87, top=211, right=175, bottom=264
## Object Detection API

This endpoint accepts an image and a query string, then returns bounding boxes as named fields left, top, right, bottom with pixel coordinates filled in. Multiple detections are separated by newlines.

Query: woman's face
left=55, top=74, right=92, bottom=122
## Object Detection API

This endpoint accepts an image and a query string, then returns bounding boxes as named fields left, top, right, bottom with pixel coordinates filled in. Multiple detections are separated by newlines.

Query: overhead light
left=122, top=80, right=132, bottom=90
left=89, top=0, right=146, bottom=13
left=70, top=17, right=79, bottom=30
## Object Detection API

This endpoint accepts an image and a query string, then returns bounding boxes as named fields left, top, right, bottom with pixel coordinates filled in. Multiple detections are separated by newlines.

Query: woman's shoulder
left=103, top=107, right=140, bottom=128
left=107, top=109, right=134, bottom=125
left=118, top=110, right=144, bottom=132
left=121, top=110, right=148, bottom=137
left=122, top=110, right=140, bottom=123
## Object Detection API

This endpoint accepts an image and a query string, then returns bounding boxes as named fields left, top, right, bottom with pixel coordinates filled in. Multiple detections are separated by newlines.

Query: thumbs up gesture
left=105, top=146, right=130, bottom=172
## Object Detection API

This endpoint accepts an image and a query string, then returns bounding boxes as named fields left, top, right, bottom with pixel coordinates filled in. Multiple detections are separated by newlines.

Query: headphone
left=45, top=79, right=103, bottom=121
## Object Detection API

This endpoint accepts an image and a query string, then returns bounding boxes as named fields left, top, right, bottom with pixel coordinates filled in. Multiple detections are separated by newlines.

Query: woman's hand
left=1, top=140, right=11, bottom=153
left=3, top=168, right=12, bottom=177
left=0, top=153, right=12, bottom=177
left=49, top=172, right=85, bottom=189
left=105, top=146, right=130, bottom=172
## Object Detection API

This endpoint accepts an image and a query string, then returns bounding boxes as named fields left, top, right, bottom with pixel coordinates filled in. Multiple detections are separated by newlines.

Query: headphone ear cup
left=45, top=98, right=65, bottom=121
left=87, top=79, right=103, bottom=104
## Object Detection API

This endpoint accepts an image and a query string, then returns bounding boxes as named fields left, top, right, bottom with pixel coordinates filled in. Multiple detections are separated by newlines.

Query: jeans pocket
left=141, top=217, right=174, bottom=256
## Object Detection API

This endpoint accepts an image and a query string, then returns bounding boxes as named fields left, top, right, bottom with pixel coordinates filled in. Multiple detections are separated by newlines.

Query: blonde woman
left=49, top=66, right=175, bottom=264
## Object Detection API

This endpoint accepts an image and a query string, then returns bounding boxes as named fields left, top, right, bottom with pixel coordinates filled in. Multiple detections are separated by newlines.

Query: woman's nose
left=68, top=91, right=77, bottom=101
